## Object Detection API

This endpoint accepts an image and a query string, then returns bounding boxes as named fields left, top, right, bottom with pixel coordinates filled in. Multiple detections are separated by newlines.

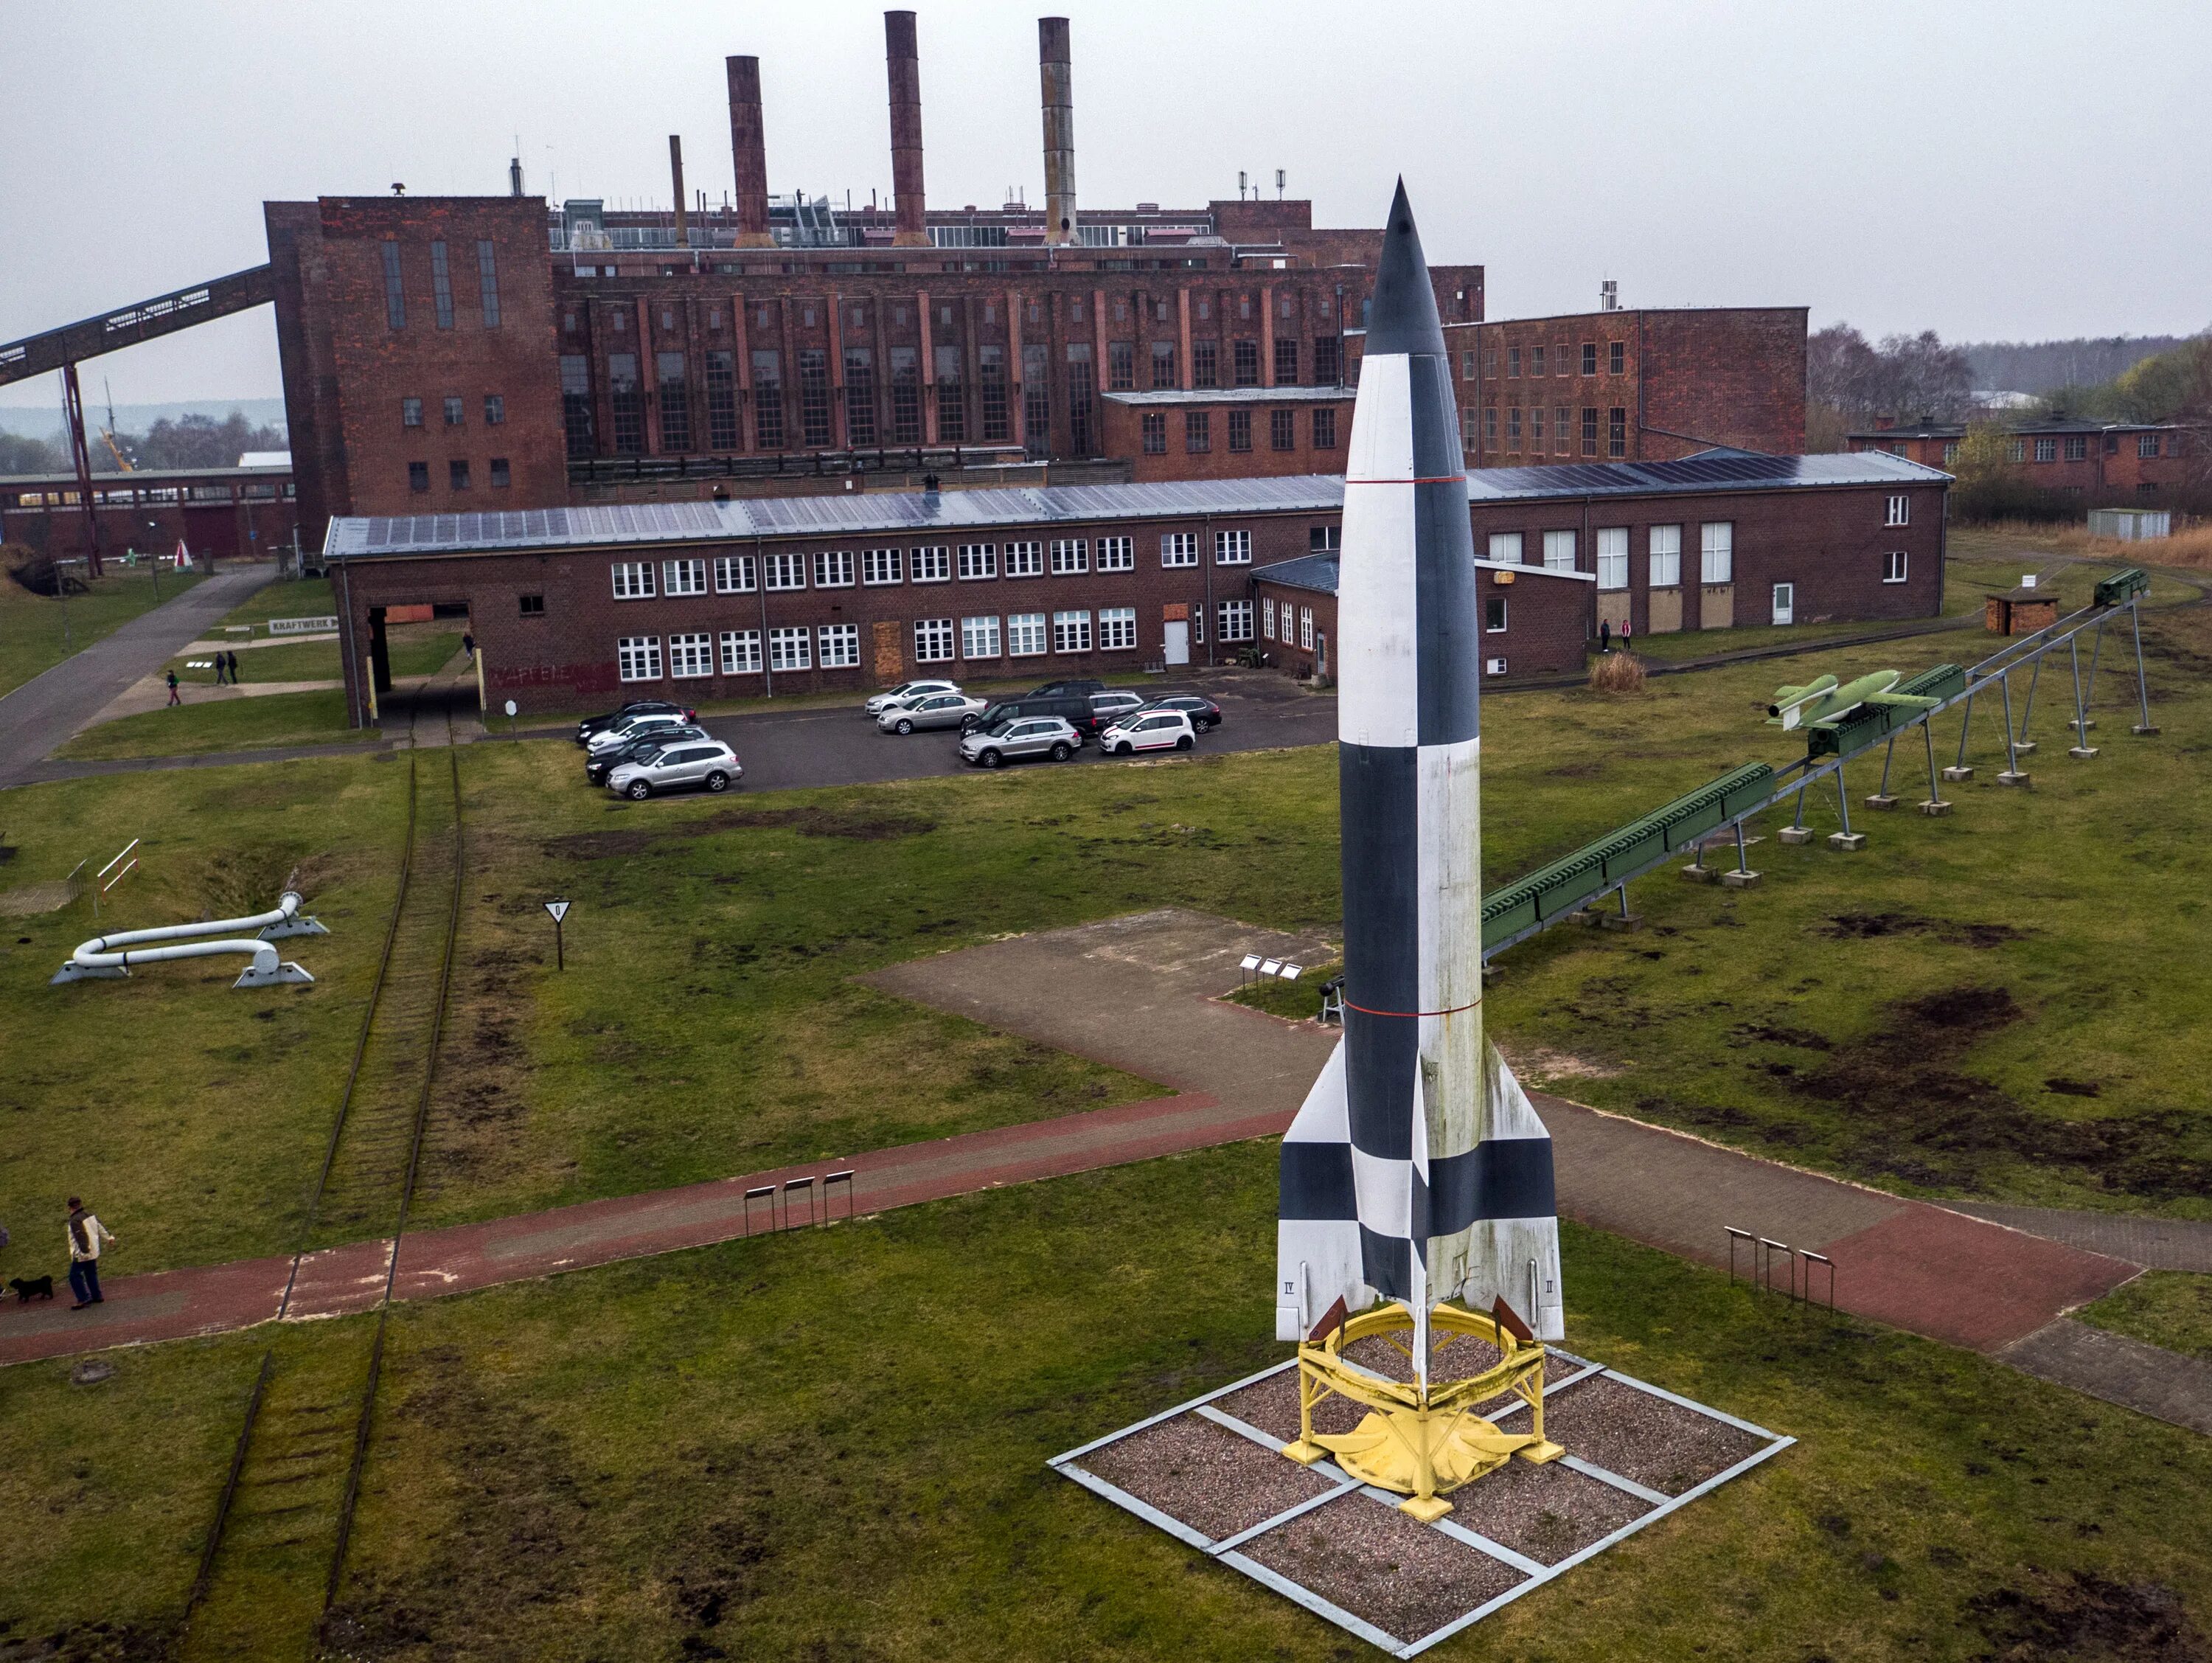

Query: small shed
left=1986, top=587, right=2059, bottom=636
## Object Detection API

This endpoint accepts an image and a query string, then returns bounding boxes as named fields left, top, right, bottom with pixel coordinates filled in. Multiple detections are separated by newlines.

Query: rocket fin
left=1448, top=1043, right=1566, bottom=1341
left=1277, top=1040, right=1369, bottom=1340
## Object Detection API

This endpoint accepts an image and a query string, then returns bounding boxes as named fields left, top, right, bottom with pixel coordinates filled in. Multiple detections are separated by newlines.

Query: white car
left=1098, top=709, right=1197, bottom=756
left=878, top=691, right=987, bottom=734
left=587, top=710, right=691, bottom=754
left=606, top=740, right=743, bottom=799
left=865, top=679, right=959, bottom=717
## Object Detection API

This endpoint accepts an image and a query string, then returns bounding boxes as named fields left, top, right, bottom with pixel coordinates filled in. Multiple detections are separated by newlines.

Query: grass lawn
left=2078, top=1273, right=2212, bottom=1363
left=164, top=623, right=460, bottom=687
left=52, top=687, right=380, bottom=760
left=0, top=562, right=205, bottom=697
left=8, top=1145, right=2211, bottom=1659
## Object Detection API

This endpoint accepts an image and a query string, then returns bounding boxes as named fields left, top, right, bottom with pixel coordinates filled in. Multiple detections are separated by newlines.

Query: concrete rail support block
left=1918, top=799, right=1953, bottom=816
left=1680, top=863, right=1722, bottom=884
left=2013, top=740, right=2037, bottom=755
left=2068, top=717, right=2096, bottom=732
left=2132, top=724, right=2161, bottom=736
left=2067, top=746, right=2100, bottom=760
left=1777, top=826, right=1814, bottom=846
left=1941, top=765, right=1975, bottom=782
left=1598, top=912, right=1644, bottom=932
left=1828, top=832, right=1867, bottom=852
left=1997, top=771, right=2032, bottom=787
left=1719, top=869, right=1762, bottom=889
left=1865, top=794, right=1899, bottom=810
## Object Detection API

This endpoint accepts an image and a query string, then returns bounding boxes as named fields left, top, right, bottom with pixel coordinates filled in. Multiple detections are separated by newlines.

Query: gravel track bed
left=1242, top=1493, right=1525, bottom=1642
left=1444, top=1455, right=1652, bottom=1563
left=1077, top=1413, right=1336, bottom=1541
left=1538, top=1375, right=1773, bottom=1496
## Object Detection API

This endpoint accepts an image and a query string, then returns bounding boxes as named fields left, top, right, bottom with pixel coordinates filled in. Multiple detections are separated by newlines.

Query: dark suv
left=575, top=698, right=695, bottom=746
left=1027, top=678, right=1105, bottom=699
left=961, top=692, right=1104, bottom=740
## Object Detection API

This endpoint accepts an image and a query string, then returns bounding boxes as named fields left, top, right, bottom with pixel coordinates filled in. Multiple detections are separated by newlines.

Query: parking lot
left=697, top=675, right=1338, bottom=792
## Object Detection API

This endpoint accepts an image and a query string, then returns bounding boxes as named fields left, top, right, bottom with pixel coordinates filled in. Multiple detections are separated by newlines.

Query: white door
left=1771, top=583, right=1795, bottom=626
left=1163, top=620, right=1190, bottom=666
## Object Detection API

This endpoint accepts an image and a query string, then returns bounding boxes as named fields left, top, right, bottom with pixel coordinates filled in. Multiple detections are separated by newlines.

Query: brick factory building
left=1848, top=416, right=2195, bottom=501
left=321, top=451, right=1947, bottom=725
left=1, top=462, right=298, bottom=564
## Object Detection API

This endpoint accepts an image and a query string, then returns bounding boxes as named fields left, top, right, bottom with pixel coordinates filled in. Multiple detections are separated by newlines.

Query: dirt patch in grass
left=1964, top=1570, right=2206, bottom=1662
left=700, top=805, right=938, bottom=841
left=1813, top=911, right=2025, bottom=949
left=184, top=839, right=311, bottom=917
left=1729, top=1021, right=1834, bottom=1052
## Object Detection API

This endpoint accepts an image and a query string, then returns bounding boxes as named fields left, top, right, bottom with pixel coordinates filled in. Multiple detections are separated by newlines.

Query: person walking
left=1621, top=618, right=1633, bottom=653
left=66, top=1197, right=116, bottom=1308
left=226, top=649, right=243, bottom=685
left=461, top=631, right=476, bottom=666
left=1599, top=619, right=1613, bottom=654
left=166, top=670, right=181, bottom=707
left=214, top=652, right=229, bottom=686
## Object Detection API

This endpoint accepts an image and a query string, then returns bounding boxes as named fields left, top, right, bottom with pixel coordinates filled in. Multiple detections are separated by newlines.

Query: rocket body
left=1277, top=184, right=1562, bottom=1346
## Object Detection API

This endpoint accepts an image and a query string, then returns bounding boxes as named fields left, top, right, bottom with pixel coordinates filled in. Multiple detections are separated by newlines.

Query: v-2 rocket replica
left=1273, top=183, right=1567, bottom=1521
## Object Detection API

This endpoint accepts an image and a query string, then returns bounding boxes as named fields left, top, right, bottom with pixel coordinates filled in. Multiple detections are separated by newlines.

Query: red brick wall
left=1849, top=430, right=2194, bottom=499
left=1102, top=397, right=1352, bottom=482
left=1248, top=565, right=1591, bottom=683
left=1, top=476, right=298, bottom=563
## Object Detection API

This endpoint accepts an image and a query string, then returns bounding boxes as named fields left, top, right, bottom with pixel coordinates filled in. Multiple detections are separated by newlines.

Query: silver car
left=1090, top=690, right=1144, bottom=723
left=879, top=691, right=987, bottom=734
left=607, top=740, right=743, bottom=799
left=865, top=679, right=959, bottom=717
left=958, top=715, right=1080, bottom=769
left=587, top=710, right=690, bottom=755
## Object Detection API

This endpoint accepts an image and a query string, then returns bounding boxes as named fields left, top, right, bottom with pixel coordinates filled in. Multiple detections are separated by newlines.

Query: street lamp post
left=147, top=520, right=161, bottom=600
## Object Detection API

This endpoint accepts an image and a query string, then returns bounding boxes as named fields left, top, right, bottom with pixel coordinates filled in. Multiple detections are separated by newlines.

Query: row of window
left=1481, top=521, right=1910, bottom=589
left=382, top=237, right=501, bottom=332
left=401, top=394, right=505, bottom=431
left=1924, top=434, right=2170, bottom=465
left=1465, top=341, right=1626, bottom=381
left=1473, top=404, right=1629, bottom=459
left=407, top=459, right=511, bottom=493
left=1140, top=406, right=1337, bottom=456
left=605, top=534, right=1256, bottom=602
left=1259, top=597, right=1320, bottom=651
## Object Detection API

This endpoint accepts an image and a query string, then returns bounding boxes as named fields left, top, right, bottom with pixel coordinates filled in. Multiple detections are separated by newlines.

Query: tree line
left=0, top=410, right=285, bottom=476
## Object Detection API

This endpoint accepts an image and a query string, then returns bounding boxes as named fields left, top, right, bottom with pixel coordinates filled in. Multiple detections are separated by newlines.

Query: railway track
left=182, top=700, right=464, bottom=1658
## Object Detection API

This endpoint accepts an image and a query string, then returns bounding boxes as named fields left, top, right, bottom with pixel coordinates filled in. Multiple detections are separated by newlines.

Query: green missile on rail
left=1766, top=670, right=1940, bottom=732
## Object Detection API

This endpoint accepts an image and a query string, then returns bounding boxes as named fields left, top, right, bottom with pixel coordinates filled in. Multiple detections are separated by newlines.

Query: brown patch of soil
left=0, top=1621, right=181, bottom=1661
left=540, top=827, right=657, bottom=861
left=1731, top=1021, right=1834, bottom=1052
left=1242, top=1493, right=1524, bottom=1643
left=1077, top=1414, right=1335, bottom=1541
left=1965, top=1570, right=2206, bottom=1662
left=1814, top=912, right=2024, bottom=949
left=698, top=805, right=937, bottom=841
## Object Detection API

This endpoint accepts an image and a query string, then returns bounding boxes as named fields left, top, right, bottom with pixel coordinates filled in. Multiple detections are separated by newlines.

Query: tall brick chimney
left=1038, top=17, right=1077, bottom=246
left=886, top=12, right=928, bottom=247
left=726, top=55, right=772, bottom=248
left=669, top=134, right=689, bottom=249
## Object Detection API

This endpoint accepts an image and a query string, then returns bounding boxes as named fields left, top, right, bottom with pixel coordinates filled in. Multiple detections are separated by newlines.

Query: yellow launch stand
left=1281, top=1302, right=1562, bottom=1523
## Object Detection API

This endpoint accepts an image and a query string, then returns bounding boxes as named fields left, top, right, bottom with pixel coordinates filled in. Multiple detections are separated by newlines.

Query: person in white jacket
left=66, top=1197, right=116, bottom=1309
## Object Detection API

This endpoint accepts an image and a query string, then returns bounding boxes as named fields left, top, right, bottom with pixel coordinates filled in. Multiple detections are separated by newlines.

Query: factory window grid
left=914, top=619, right=956, bottom=664
left=714, top=555, right=757, bottom=594
left=1161, top=533, right=1197, bottom=569
left=1276, top=339, right=1299, bottom=386
left=1580, top=407, right=1599, bottom=456
left=813, top=550, right=856, bottom=589
left=1581, top=343, right=1598, bottom=376
left=1543, top=530, right=1576, bottom=573
left=936, top=346, right=966, bottom=444
left=1262, top=597, right=1276, bottom=639
left=1006, top=541, right=1044, bottom=577
left=616, top=636, right=663, bottom=682
left=706, top=353, right=739, bottom=450
left=1461, top=351, right=1476, bottom=380
left=1098, top=535, right=1133, bottom=572
left=1192, top=341, right=1219, bottom=388
left=1141, top=413, right=1167, bottom=454
left=1885, top=494, right=1910, bottom=527
left=1608, top=407, right=1627, bottom=458
left=799, top=350, right=832, bottom=448
left=845, top=348, right=878, bottom=448
left=2139, top=432, right=2162, bottom=459
left=1313, top=408, right=1337, bottom=448
left=1553, top=406, right=1570, bottom=454
left=1485, top=597, right=1508, bottom=633
left=912, top=546, right=952, bottom=583
left=1481, top=349, right=1497, bottom=378
left=752, top=351, right=785, bottom=449
left=1052, top=610, right=1093, bottom=653
left=664, top=558, right=707, bottom=597
left=1214, top=530, right=1252, bottom=565
left=1700, top=521, right=1734, bottom=584
left=476, top=240, right=499, bottom=327
left=768, top=627, right=811, bottom=672
left=1884, top=550, right=1909, bottom=584
left=1006, top=612, right=1048, bottom=656
left=891, top=349, right=921, bottom=445
left=444, top=395, right=465, bottom=427
left=1151, top=342, right=1177, bottom=389
left=1609, top=341, right=1625, bottom=375
left=609, top=355, right=644, bottom=454
left=380, top=240, right=405, bottom=329
left=1219, top=600, right=1253, bottom=642
left=720, top=629, right=762, bottom=674
left=2064, top=435, right=2087, bottom=462
left=1530, top=406, right=1546, bottom=449
left=519, top=594, right=544, bottom=617
left=961, top=614, right=1001, bottom=659
left=1299, top=606, right=1314, bottom=650
left=408, top=462, right=429, bottom=493
left=1233, top=340, right=1260, bottom=387
left=1483, top=407, right=1498, bottom=446
left=1507, top=347, right=1520, bottom=378
left=1506, top=406, right=1522, bottom=451
left=484, top=394, right=505, bottom=427
left=448, top=460, right=471, bottom=490
left=1051, top=539, right=1088, bottom=575
left=958, top=544, right=998, bottom=581
left=1270, top=409, right=1296, bottom=451
left=1186, top=411, right=1211, bottom=453
left=669, top=633, right=714, bottom=679
left=1108, top=340, right=1135, bottom=392
left=764, top=552, right=806, bottom=591
left=1488, top=532, right=1523, bottom=565
left=862, top=548, right=903, bottom=586
left=979, top=350, right=1010, bottom=442
left=1228, top=409, right=1253, bottom=452
left=430, top=240, right=454, bottom=330
left=612, top=561, right=656, bottom=600
left=1649, top=524, right=1683, bottom=588
left=401, top=397, right=422, bottom=428
left=1023, top=344, right=1051, bottom=460
left=1099, top=606, right=1137, bottom=650
left=2034, top=437, right=2058, bottom=463
left=1596, top=528, right=1629, bottom=591
left=1531, top=344, right=1546, bottom=377
left=1314, top=337, right=1340, bottom=385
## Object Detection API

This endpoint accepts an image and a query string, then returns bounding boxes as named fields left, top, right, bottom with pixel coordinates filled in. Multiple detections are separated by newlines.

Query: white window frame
left=1004, top=540, right=1044, bottom=578
left=611, top=561, right=655, bottom=600
left=911, top=545, right=951, bottom=583
left=1050, top=538, right=1088, bottom=575
left=961, top=615, right=1001, bottom=659
left=1596, top=527, right=1628, bottom=591
left=1099, top=606, right=1136, bottom=650
left=1161, top=532, right=1198, bottom=569
left=1885, top=494, right=1910, bottom=527
left=861, top=547, right=903, bottom=586
left=1486, top=532, right=1523, bottom=566
left=1298, top=607, right=1314, bottom=650
left=719, top=629, right=761, bottom=674
left=1051, top=609, right=1092, bottom=653
left=1648, top=524, right=1683, bottom=589
left=813, top=549, right=855, bottom=589
left=662, top=558, right=706, bottom=597
left=668, top=631, right=714, bottom=678
left=1542, top=530, right=1576, bottom=573
left=958, top=544, right=998, bottom=581
left=1097, top=535, right=1133, bottom=572
left=764, top=552, right=806, bottom=591
left=1214, top=528, right=1253, bottom=565
left=1219, top=599, right=1253, bottom=642
left=1006, top=612, right=1048, bottom=656
left=616, top=635, right=663, bottom=681
left=714, top=554, right=756, bottom=594
left=1884, top=550, right=1909, bottom=584
left=818, top=623, right=860, bottom=669
left=914, top=618, right=955, bottom=663
left=767, top=626, right=811, bottom=672
left=1262, top=597, right=1276, bottom=639
left=1700, top=521, right=1734, bottom=585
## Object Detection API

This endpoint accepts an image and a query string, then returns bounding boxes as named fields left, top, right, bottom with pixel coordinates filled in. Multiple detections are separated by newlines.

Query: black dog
left=10, top=1275, right=55, bottom=1304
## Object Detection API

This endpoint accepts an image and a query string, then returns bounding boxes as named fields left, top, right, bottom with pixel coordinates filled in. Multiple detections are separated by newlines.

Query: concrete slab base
left=1918, top=800, right=1953, bottom=816
left=1827, top=833, right=1866, bottom=852
left=1941, top=765, right=1974, bottom=782
left=2012, top=740, right=2037, bottom=755
left=1997, top=771, right=2032, bottom=787
left=1864, top=794, right=1899, bottom=810
left=2067, top=746, right=2100, bottom=760
left=2068, top=717, right=2096, bottom=732
left=2133, top=724, right=2161, bottom=736
left=1719, top=869, right=1761, bottom=889
left=1597, top=912, right=1644, bottom=933
left=1679, top=864, right=1722, bottom=885
left=1776, top=826, right=1813, bottom=846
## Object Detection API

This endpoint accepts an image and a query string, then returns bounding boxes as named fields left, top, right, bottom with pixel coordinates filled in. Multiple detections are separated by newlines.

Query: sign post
left=544, top=898, right=570, bottom=970
left=504, top=698, right=518, bottom=735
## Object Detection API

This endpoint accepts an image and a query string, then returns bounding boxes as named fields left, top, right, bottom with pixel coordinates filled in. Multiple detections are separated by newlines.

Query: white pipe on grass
left=54, top=889, right=327, bottom=987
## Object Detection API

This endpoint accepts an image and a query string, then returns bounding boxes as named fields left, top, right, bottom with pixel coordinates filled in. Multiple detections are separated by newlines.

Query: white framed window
left=768, top=626, right=810, bottom=671
left=714, top=554, right=756, bottom=594
left=1262, top=597, right=1276, bottom=638
left=1486, top=532, right=1523, bottom=565
left=1298, top=606, right=1314, bottom=650
left=862, top=547, right=902, bottom=586
left=1485, top=597, right=1509, bottom=633
left=1161, top=532, right=1197, bottom=568
left=1219, top=599, right=1253, bottom=642
left=1648, top=524, right=1682, bottom=588
left=961, top=614, right=1001, bottom=659
left=911, top=545, right=950, bottom=583
left=1006, top=612, right=1048, bottom=656
left=1005, top=540, right=1043, bottom=577
left=818, top=624, right=860, bottom=668
left=1098, top=535, right=1133, bottom=572
left=663, top=558, right=706, bottom=597
left=1596, top=527, right=1629, bottom=591
left=958, top=544, right=997, bottom=580
left=1884, top=550, right=1909, bottom=584
left=914, top=618, right=955, bottom=662
left=1542, top=530, right=1576, bottom=572
left=669, top=631, right=714, bottom=678
left=1214, top=529, right=1253, bottom=564
left=1099, top=606, right=1136, bottom=650
left=1050, top=538, right=1088, bottom=574
left=617, top=635, right=662, bottom=681
left=813, top=549, right=855, bottom=589
left=764, top=552, right=806, bottom=591
left=719, top=629, right=761, bottom=674
left=1052, top=610, right=1093, bottom=653
left=1885, top=494, right=1910, bottom=527
left=612, top=561, right=655, bottom=600
left=1700, top=521, right=1734, bottom=584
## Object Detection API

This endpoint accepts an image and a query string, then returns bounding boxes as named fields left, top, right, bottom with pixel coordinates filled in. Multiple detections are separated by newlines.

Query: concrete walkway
left=1953, top=1204, right=2212, bottom=1272
left=0, top=563, right=270, bottom=787
left=2002, top=1320, right=2212, bottom=1436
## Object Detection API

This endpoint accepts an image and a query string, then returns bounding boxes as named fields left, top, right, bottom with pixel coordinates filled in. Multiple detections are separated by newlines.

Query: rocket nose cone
left=1364, top=179, right=1445, bottom=358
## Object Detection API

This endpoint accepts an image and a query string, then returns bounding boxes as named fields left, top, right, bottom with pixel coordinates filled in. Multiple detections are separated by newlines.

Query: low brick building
left=1101, top=387, right=1354, bottom=482
left=1849, top=417, right=2194, bottom=501
left=0, top=462, right=299, bottom=563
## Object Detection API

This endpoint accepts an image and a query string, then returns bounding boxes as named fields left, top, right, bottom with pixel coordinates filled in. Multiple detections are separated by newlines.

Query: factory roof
left=1102, top=386, right=1352, bottom=406
left=324, top=451, right=1949, bottom=561
left=1849, top=417, right=2180, bottom=440
left=1, top=464, right=294, bottom=488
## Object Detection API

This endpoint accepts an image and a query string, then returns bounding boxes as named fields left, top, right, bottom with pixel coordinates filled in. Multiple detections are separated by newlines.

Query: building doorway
left=1771, top=583, right=1795, bottom=626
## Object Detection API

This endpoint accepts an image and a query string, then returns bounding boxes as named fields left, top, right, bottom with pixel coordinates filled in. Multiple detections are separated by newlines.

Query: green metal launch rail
left=1478, top=569, right=2153, bottom=960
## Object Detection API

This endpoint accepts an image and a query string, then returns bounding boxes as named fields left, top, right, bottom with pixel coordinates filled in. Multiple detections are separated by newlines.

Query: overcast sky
left=3, top=0, right=2205, bottom=410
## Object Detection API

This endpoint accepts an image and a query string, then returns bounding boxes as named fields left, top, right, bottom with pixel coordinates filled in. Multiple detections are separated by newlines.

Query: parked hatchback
left=576, top=698, right=692, bottom=746
left=865, top=679, right=959, bottom=717
left=607, top=740, right=742, bottom=799
left=587, top=710, right=694, bottom=754
left=1099, top=709, right=1197, bottom=755
left=587, top=723, right=708, bottom=785
left=879, top=691, right=987, bottom=734
left=1143, top=694, right=1223, bottom=732
left=958, top=716, right=1081, bottom=768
